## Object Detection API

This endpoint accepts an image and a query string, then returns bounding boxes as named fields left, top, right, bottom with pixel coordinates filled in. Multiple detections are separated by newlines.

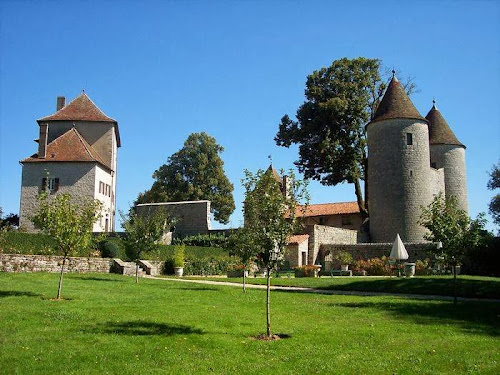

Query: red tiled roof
left=21, top=128, right=110, bottom=170
left=425, top=104, right=464, bottom=147
left=38, top=93, right=121, bottom=147
left=294, top=202, right=360, bottom=217
left=369, top=77, right=426, bottom=124
left=288, top=234, right=309, bottom=244
left=38, top=93, right=116, bottom=123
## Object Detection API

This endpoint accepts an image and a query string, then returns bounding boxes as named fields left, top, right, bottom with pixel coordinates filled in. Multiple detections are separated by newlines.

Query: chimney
left=38, top=123, right=49, bottom=158
left=56, top=96, right=65, bottom=111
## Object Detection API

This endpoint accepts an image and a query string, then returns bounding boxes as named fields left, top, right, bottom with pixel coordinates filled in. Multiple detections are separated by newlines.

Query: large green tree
left=275, top=57, right=415, bottom=219
left=136, top=132, right=235, bottom=224
left=242, top=168, right=308, bottom=338
left=487, top=161, right=500, bottom=228
left=31, top=193, right=102, bottom=300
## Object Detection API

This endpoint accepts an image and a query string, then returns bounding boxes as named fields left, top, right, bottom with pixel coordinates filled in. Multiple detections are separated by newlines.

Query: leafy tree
left=487, top=161, right=500, bottom=228
left=0, top=208, right=19, bottom=231
left=31, top=193, right=102, bottom=300
left=226, top=227, right=258, bottom=292
left=419, top=192, right=486, bottom=264
left=419, top=192, right=486, bottom=304
left=242, top=168, right=308, bottom=338
left=275, top=57, right=415, bottom=219
left=121, top=207, right=170, bottom=283
left=136, top=132, right=235, bottom=224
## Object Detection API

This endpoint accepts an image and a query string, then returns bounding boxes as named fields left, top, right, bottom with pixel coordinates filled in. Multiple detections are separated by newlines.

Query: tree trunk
left=266, top=267, right=271, bottom=338
left=453, top=262, right=457, bottom=305
left=135, top=262, right=139, bottom=284
left=56, top=256, right=67, bottom=300
left=354, top=178, right=368, bottom=219
left=243, top=268, right=246, bottom=293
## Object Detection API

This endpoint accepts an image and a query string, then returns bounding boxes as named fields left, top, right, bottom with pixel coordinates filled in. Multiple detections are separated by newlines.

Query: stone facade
left=367, top=118, right=433, bottom=243
left=430, top=144, right=468, bottom=212
left=135, top=201, right=211, bottom=238
left=0, top=254, right=113, bottom=273
left=19, top=162, right=96, bottom=231
left=305, top=225, right=358, bottom=265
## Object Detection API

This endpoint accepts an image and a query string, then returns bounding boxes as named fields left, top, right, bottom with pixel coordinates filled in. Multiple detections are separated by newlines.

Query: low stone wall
left=319, top=242, right=432, bottom=263
left=306, top=225, right=358, bottom=264
left=0, top=254, right=113, bottom=273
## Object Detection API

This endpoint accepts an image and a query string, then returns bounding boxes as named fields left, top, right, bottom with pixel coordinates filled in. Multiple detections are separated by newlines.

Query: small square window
left=341, top=215, right=352, bottom=226
left=406, top=133, right=413, bottom=145
left=42, top=177, right=59, bottom=193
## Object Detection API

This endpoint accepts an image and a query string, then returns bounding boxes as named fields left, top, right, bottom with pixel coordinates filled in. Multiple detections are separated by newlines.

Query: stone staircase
left=112, top=259, right=146, bottom=277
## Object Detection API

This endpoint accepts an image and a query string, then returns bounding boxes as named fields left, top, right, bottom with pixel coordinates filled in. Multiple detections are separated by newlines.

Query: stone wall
left=305, top=225, right=358, bottom=265
left=319, top=242, right=431, bottom=263
left=136, top=201, right=211, bottom=238
left=19, top=162, right=97, bottom=232
left=0, top=254, right=113, bottom=273
left=367, top=118, right=432, bottom=243
left=285, top=240, right=308, bottom=268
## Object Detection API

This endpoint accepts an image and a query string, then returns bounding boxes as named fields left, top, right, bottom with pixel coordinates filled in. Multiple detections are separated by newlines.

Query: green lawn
left=187, top=275, right=500, bottom=300
left=1, top=273, right=499, bottom=374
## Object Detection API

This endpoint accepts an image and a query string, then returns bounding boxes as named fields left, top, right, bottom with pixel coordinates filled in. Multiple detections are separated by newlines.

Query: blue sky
left=1, top=1, right=499, bottom=232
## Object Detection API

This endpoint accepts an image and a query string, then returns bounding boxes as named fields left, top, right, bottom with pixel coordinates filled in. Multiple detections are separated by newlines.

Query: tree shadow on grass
left=95, top=320, right=204, bottom=336
left=0, top=290, right=42, bottom=298
left=319, top=278, right=500, bottom=300
left=331, top=300, right=500, bottom=337
left=69, top=275, right=126, bottom=283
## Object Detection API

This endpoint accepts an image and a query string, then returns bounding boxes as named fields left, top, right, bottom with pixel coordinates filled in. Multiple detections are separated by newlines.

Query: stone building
left=19, top=93, right=120, bottom=232
left=367, top=75, right=467, bottom=243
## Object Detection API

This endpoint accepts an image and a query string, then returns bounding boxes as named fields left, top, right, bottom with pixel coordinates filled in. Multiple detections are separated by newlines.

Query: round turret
left=367, top=77, right=433, bottom=242
left=426, top=103, right=468, bottom=212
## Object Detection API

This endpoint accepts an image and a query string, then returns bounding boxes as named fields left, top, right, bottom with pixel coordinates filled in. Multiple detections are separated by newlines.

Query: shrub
left=172, top=233, right=231, bottom=248
left=333, top=251, right=353, bottom=265
left=173, top=244, right=185, bottom=267
left=183, top=257, right=236, bottom=276
left=415, top=258, right=433, bottom=275
left=462, top=236, right=500, bottom=277
left=295, top=264, right=318, bottom=277
left=0, top=231, right=57, bottom=255
left=100, top=240, right=119, bottom=258
left=353, top=256, right=392, bottom=276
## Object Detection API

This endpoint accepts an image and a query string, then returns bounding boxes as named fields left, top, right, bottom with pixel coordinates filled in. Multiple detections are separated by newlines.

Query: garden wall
left=0, top=254, right=113, bottom=273
left=319, top=242, right=431, bottom=263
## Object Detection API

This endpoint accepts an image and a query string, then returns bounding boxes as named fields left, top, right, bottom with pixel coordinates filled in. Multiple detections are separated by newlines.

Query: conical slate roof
left=425, top=104, right=464, bottom=147
left=38, top=92, right=116, bottom=123
left=370, top=77, right=426, bottom=124
left=266, top=164, right=282, bottom=183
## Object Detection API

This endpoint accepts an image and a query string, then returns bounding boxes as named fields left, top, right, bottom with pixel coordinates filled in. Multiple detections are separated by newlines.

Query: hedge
left=0, top=231, right=57, bottom=255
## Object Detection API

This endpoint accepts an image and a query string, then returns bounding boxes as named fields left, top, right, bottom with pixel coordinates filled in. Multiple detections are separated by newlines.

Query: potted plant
left=333, top=251, right=353, bottom=271
left=173, top=244, right=185, bottom=276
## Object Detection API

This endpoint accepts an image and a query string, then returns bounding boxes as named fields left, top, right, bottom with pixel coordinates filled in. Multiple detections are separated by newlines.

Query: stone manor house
left=19, top=75, right=467, bottom=268
left=19, top=93, right=120, bottom=232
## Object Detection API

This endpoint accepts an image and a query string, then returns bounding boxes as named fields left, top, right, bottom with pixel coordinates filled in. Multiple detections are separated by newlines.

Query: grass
left=187, top=275, right=500, bottom=300
left=0, top=272, right=499, bottom=374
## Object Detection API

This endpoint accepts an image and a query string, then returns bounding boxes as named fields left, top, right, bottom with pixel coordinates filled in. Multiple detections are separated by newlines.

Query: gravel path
left=145, top=276, right=500, bottom=303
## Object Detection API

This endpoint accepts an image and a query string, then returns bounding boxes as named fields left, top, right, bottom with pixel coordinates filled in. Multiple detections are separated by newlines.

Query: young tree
left=487, top=161, right=500, bottom=228
left=31, top=193, right=102, bottom=300
left=226, top=227, right=258, bottom=292
left=121, top=207, right=170, bottom=283
left=419, top=192, right=486, bottom=304
left=242, top=168, right=308, bottom=338
left=136, top=132, right=235, bottom=224
left=275, top=58, right=415, bottom=219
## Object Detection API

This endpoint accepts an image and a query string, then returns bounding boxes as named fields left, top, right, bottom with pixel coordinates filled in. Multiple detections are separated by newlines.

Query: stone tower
left=425, top=103, right=468, bottom=212
left=19, top=93, right=120, bottom=232
left=366, top=76, right=433, bottom=242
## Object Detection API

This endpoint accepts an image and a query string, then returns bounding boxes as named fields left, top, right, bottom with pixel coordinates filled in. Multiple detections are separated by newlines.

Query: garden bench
left=326, top=269, right=352, bottom=277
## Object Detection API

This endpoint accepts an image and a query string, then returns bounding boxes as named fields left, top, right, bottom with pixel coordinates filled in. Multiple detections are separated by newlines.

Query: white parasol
left=390, top=234, right=409, bottom=260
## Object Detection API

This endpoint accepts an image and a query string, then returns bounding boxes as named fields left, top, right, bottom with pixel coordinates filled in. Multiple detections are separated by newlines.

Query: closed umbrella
left=390, top=234, right=408, bottom=277
left=390, top=234, right=409, bottom=260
